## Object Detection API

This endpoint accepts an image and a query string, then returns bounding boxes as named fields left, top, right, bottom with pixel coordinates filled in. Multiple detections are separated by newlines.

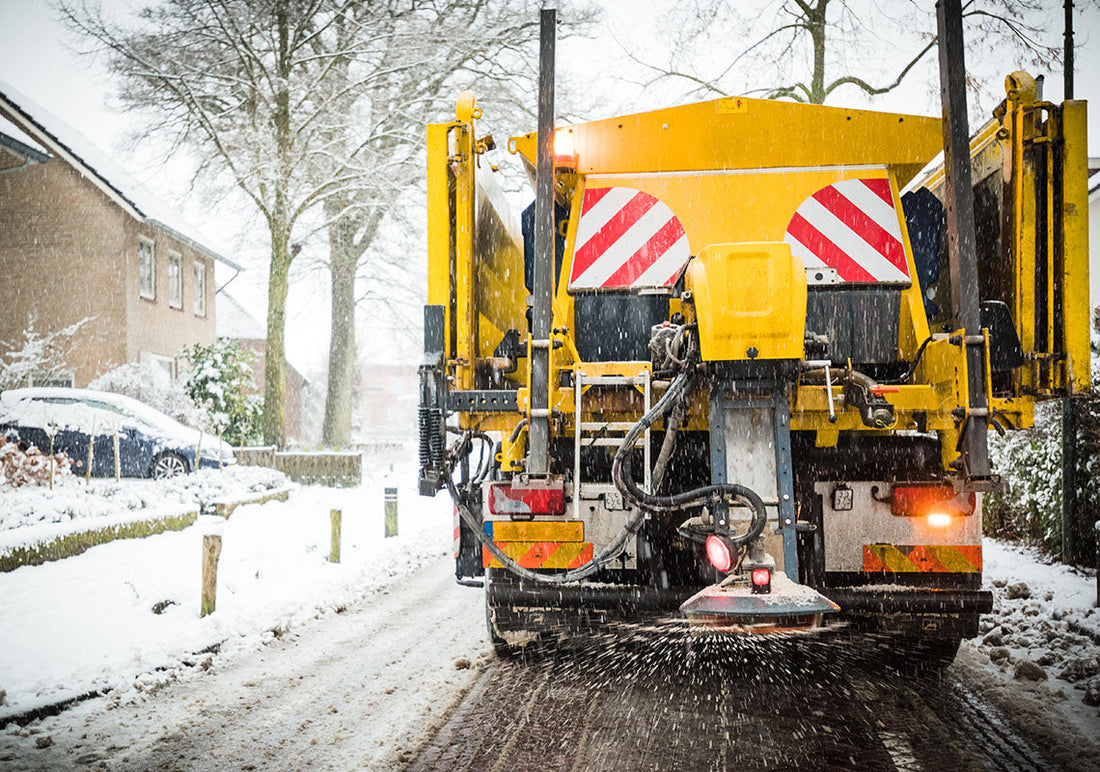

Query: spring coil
left=428, top=408, right=446, bottom=468
left=418, top=406, right=435, bottom=467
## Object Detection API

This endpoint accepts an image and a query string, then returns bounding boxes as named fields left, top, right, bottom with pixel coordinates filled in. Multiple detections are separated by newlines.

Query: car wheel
left=150, top=452, right=189, bottom=480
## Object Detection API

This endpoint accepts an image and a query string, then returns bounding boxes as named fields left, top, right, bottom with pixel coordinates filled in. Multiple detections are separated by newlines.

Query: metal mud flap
left=680, top=572, right=841, bottom=634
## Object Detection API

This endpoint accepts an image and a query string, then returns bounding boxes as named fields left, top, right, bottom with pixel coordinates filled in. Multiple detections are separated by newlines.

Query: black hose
left=883, top=336, right=933, bottom=384
left=610, top=370, right=768, bottom=548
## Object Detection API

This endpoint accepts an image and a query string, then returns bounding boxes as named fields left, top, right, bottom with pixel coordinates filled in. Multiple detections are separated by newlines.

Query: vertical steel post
left=1063, top=401, right=1078, bottom=564
left=529, top=4, right=556, bottom=477
left=1064, top=0, right=1075, bottom=99
left=936, top=0, right=990, bottom=481
left=385, top=487, right=398, bottom=538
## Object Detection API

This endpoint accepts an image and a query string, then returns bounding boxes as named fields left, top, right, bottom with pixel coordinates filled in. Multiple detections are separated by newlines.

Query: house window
left=141, top=352, right=177, bottom=381
left=193, top=262, right=207, bottom=317
left=139, top=240, right=155, bottom=300
left=167, top=252, right=182, bottom=309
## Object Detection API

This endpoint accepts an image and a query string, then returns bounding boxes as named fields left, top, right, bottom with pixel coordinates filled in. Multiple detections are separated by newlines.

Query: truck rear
left=417, top=63, right=1089, bottom=661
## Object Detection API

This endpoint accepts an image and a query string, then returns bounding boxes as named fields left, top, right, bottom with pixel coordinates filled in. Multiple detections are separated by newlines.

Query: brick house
left=0, top=80, right=242, bottom=386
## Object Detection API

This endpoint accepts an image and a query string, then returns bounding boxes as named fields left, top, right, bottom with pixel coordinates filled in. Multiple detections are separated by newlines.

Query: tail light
left=891, top=485, right=975, bottom=517
left=751, top=567, right=772, bottom=594
left=487, top=482, right=565, bottom=516
left=705, top=535, right=733, bottom=573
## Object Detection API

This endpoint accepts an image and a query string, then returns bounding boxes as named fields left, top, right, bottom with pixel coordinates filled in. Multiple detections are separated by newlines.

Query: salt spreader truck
left=416, top=10, right=1090, bottom=662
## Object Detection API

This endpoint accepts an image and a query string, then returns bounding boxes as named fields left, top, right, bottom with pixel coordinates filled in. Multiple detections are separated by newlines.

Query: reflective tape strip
left=484, top=521, right=584, bottom=542
left=482, top=541, right=594, bottom=569
left=569, top=187, right=690, bottom=290
left=453, top=508, right=461, bottom=559
left=784, top=177, right=910, bottom=283
left=863, top=544, right=982, bottom=573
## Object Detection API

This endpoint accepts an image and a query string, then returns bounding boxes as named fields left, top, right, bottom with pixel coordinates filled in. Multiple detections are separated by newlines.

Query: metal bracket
left=447, top=390, right=519, bottom=412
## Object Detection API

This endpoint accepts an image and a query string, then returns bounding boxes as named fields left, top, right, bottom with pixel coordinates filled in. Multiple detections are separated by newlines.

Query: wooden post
left=218, top=428, right=224, bottom=470
left=113, top=432, right=121, bottom=482
left=48, top=432, right=55, bottom=490
left=201, top=533, right=222, bottom=617
left=85, top=433, right=94, bottom=485
left=385, top=487, right=398, bottom=538
left=329, top=508, right=342, bottom=563
left=195, top=430, right=204, bottom=473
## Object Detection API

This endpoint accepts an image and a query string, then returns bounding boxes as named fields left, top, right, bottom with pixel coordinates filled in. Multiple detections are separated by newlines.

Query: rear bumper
left=488, top=582, right=992, bottom=616
left=822, top=587, right=993, bottom=614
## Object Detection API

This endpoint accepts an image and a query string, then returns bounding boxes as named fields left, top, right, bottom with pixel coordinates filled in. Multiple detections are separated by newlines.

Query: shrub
left=181, top=340, right=263, bottom=446
left=90, top=362, right=210, bottom=430
left=0, top=435, right=73, bottom=488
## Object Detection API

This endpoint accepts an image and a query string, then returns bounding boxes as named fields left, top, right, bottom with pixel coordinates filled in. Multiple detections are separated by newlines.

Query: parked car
left=0, top=387, right=235, bottom=479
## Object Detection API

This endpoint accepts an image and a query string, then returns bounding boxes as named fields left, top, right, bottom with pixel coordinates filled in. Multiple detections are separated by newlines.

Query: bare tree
left=308, top=1, right=594, bottom=447
left=60, top=0, right=594, bottom=448
left=629, top=0, right=1072, bottom=107
left=58, top=0, right=367, bottom=447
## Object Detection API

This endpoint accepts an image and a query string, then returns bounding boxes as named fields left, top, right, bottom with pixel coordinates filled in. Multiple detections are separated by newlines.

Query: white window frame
left=141, top=351, right=177, bottom=381
left=167, top=251, right=182, bottom=309
left=193, top=261, right=207, bottom=317
left=139, top=239, right=155, bottom=300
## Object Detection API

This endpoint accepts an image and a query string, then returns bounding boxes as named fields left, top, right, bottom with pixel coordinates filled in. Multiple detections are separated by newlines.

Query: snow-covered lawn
left=0, top=466, right=288, bottom=531
left=0, top=457, right=451, bottom=718
left=964, top=538, right=1100, bottom=730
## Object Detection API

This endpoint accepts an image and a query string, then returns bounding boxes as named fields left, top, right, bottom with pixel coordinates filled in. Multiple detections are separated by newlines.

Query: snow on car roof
left=1, top=387, right=202, bottom=444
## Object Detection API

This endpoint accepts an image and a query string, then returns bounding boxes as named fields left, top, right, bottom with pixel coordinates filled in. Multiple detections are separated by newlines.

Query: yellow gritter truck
left=417, top=7, right=1090, bottom=663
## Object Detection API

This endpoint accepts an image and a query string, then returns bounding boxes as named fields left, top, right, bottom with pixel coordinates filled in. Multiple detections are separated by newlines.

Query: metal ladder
left=573, top=367, right=651, bottom=517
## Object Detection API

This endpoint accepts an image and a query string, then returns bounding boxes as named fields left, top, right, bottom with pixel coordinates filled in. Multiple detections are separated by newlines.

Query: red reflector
left=705, top=535, right=732, bottom=573
left=891, top=485, right=975, bottom=517
left=487, top=483, right=566, bottom=516
left=751, top=568, right=771, bottom=586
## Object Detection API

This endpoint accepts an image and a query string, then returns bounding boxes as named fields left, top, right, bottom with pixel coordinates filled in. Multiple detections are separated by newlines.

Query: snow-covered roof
left=0, top=79, right=242, bottom=272
left=216, top=293, right=266, bottom=340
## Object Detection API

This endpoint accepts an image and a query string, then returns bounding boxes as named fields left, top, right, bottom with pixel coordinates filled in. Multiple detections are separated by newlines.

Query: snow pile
left=0, top=466, right=288, bottom=531
left=0, top=458, right=449, bottom=717
left=970, top=539, right=1100, bottom=714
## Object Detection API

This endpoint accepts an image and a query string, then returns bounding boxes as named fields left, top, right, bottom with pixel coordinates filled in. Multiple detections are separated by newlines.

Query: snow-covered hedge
left=0, top=466, right=290, bottom=532
left=986, top=395, right=1100, bottom=560
left=90, top=362, right=210, bottom=431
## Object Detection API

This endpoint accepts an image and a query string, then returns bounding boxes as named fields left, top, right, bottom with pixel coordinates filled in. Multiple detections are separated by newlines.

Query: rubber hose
left=611, top=370, right=768, bottom=547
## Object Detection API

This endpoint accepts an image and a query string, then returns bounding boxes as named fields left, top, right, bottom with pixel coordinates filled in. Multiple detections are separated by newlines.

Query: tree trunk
left=263, top=236, right=290, bottom=449
left=322, top=237, right=357, bottom=448
left=809, top=0, right=828, bottom=104
left=263, top=0, right=293, bottom=449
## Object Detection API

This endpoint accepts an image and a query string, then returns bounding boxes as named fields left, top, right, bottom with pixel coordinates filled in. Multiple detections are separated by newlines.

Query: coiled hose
left=610, top=369, right=768, bottom=548
left=445, top=366, right=767, bottom=584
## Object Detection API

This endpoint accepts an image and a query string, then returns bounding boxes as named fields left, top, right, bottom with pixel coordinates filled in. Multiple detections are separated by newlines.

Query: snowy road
left=413, top=626, right=1096, bottom=772
left=2, top=546, right=1097, bottom=771
left=1, top=557, right=490, bottom=771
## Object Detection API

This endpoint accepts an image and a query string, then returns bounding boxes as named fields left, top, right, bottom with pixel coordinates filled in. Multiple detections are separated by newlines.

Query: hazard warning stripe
left=483, top=541, right=594, bottom=570
left=784, top=178, right=910, bottom=284
left=863, top=544, right=982, bottom=573
left=569, top=187, right=691, bottom=290
left=484, top=520, right=584, bottom=542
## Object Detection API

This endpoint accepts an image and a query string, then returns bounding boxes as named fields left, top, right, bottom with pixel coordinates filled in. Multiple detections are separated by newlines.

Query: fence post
left=385, top=488, right=398, bottom=538
left=201, top=533, right=222, bottom=617
left=1095, top=520, right=1099, bottom=608
left=330, top=509, right=342, bottom=563
left=113, top=433, right=121, bottom=482
left=85, top=433, right=94, bottom=485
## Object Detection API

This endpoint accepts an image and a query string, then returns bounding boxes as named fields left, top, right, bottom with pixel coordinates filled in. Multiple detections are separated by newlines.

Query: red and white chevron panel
left=783, top=178, right=911, bottom=283
left=568, top=186, right=691, bottom=290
